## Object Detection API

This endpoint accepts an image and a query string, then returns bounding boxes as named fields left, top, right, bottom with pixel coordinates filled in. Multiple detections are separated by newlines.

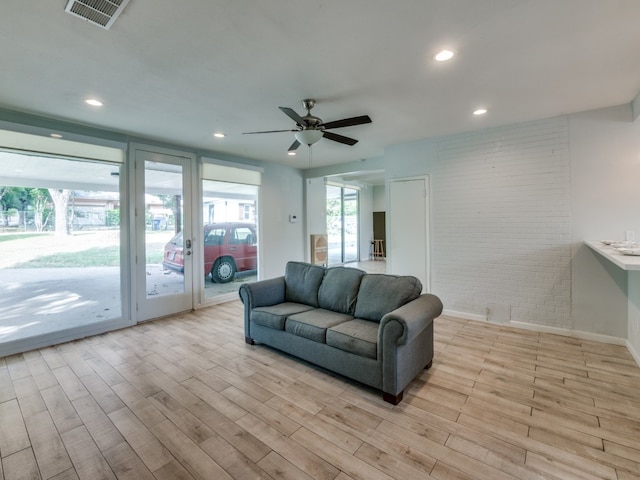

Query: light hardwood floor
left=1, top=302, right=640, bottom=479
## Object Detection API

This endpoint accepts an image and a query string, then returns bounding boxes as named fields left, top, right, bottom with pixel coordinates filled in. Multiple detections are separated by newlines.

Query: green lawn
left=1, top=230, right=170, bottom=268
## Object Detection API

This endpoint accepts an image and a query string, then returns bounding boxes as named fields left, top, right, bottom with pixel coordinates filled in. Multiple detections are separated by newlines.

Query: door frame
left=129, top=143, right=197, bottom=322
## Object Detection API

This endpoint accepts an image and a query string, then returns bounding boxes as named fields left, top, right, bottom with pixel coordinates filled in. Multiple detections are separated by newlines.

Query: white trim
left=0, top=318, right=131, bottom=358
left=443, top=309, right=487, bottom=323
left=509, top=320, right=628, bottom=346
left=201, top=156, right=264, bottom=173
left=0, top=121, right=127, bottom=153
left=443, top=310, right=628, bottom=347
left=632, top=90, right=640, bottom=122
left=627, top=339, right=640, bottom=367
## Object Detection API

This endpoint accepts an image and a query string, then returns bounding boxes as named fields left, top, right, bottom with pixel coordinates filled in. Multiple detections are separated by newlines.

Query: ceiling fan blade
left=288, top=140, right=301, bottom=151
left=279, top=107, right=307, bottom=126
left=323, top=131, right=358, bottom=146
left=243, top=129, right=297, bottom=135
left=322, top=115, right=372, bottom=130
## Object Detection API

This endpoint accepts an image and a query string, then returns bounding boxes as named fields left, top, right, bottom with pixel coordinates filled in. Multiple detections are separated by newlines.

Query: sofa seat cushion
left=354, top=274, right=423, bottom=322
left=252, top=302, right=315, bottom=330
left=326, top=319, right=378, bottom=359
left=285, top=309, right=353, bottom=343
left=318, top=267, right=365, bottom=315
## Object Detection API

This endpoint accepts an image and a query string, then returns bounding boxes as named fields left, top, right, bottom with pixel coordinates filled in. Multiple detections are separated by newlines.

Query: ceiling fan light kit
left=243, top=99, right=372, bottom=154
left=295, top=129, right=323, bottom=146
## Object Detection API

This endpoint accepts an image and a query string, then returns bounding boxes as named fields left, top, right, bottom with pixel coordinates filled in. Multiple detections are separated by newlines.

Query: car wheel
left=211, top=258, right=236, bottom=283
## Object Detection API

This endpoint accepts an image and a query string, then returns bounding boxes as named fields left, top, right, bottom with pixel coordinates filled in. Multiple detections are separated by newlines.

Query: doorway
left=326, top=184, right=359, bottom=265
left=388, top=176, right=430, bottom=291
left=133, top=147, right=195, bottom=321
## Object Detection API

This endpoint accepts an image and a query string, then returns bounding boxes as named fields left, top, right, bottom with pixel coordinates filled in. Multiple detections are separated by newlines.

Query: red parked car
left=163, top=222, right=257, bottom=283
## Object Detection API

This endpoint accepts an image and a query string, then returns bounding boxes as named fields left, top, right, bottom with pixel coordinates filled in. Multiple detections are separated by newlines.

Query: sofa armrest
left=239, top=276, right=286, bottom=343
left=378, top=293, right=443, bottom=398
left=378, top=293, right=443, bottom=346
left=238, top=276, right=286, bottom=308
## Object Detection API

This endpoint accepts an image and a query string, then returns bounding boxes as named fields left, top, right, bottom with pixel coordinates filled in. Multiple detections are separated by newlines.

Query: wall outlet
left=626, top=230, right=636, bottom=242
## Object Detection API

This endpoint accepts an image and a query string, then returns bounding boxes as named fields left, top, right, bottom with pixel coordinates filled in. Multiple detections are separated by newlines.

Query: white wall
left=569, top=104, right=640, bottom=344
left=259, top=162, right=305, bottom=279
left=372, top=185, right=386, bottom=212
left=386, top=117, right=572, bottom=328
left=305, top=177, right=327, bottom=262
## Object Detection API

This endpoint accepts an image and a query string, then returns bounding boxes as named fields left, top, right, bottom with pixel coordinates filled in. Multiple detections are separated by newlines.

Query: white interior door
left=134, top=147, right=195, bottom=321
left=388, top=177, right=429, bottom=291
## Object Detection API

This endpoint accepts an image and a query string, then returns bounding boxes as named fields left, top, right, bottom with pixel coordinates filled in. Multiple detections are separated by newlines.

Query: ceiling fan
left=243, top=99, right=372, bottom=152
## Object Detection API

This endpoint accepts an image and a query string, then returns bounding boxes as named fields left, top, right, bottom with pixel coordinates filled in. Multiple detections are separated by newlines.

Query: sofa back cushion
left=318, top=267, right=365, bottom=315
left=354, top=274, right=423, bottom=322
left=284, top=261, right=325, bottom=307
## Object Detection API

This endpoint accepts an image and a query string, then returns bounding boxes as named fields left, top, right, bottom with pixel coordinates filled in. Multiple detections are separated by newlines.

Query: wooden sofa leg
left=425, top=360, right=433, bottom=370
left=383, top=390, right=403, bottom=405
left=245, top=336, right=255, bottom=345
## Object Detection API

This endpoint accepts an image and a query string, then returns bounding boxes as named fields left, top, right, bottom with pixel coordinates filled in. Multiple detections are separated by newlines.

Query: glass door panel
left=201, top=179, right=258, bottom=301
left=135, top=149, right=193, bottom=321
left=326, top=185, right=342, bottom=265
left=0, top=152, right=123, bottom=348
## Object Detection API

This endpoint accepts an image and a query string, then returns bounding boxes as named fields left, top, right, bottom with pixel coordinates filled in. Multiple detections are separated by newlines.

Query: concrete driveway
left=0, top=266, right=255, bottom=343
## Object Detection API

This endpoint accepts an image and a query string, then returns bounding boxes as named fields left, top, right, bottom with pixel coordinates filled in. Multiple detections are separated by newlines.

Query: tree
left=48, top=189, right=72, bottom=236
left=29, top=188, right=52, bottom=232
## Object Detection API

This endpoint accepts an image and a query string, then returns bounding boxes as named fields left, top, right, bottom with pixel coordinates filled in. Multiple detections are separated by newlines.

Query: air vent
left=65, top=0, right=130, bottom=30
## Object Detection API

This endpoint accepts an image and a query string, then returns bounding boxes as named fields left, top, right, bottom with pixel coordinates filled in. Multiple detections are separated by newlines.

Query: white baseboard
left=442, top=309, right=486, bottom=323
left=442, top=309, right=629, bottom=348
left=509, top=320, right=628, bottom=346
left=627, top=340, right=640, bottom=367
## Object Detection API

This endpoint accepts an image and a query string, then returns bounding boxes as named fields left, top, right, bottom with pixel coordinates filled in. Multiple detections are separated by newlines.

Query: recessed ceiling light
left=288, top=151, right=296, bottom=156
left=473, top=108, right=488, bottom=116
left=50, top=133, right=63, bottom=138
left=434, top=49, right=455, bottom=62
left=213, top=132, right=226, bottom=138
left=85, top=98, right=103, bottom=107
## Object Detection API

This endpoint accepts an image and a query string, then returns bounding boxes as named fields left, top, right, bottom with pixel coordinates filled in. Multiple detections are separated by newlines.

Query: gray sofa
left=239, top=261, right=443, bottom=404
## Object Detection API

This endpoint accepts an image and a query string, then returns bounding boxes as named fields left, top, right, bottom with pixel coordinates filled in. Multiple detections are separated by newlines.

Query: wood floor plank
left=107, top=407, right=174, bottom=473
left=149, top=419, right=233, bottom=480
left=2, top=448, right=41, bottom=480
left=151, top=459, right=196, bottom=480
left=102, top=442, right=155, bottom=480
left=60, top=425, right=116, bottom=480
left=236, top=412, right=339, bottom=480
left=198, top=432, right=272, bottom=480
left=39, top=385, right=83, bottom=434
left=24, top=410, right=73, bottom=479
left=256, top=451, right=315, bottom=480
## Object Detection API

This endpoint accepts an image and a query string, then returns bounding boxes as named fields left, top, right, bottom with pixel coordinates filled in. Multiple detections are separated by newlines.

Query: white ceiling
left=2, top=1, right=640, bottom=174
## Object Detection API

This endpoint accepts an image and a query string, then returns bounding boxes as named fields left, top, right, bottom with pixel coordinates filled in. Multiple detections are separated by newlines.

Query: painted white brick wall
left=431, top=117, right=571, bottom=328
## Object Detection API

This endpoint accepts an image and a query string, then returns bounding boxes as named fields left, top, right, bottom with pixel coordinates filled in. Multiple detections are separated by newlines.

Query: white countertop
left=585, top=241, right=640, bottom=271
